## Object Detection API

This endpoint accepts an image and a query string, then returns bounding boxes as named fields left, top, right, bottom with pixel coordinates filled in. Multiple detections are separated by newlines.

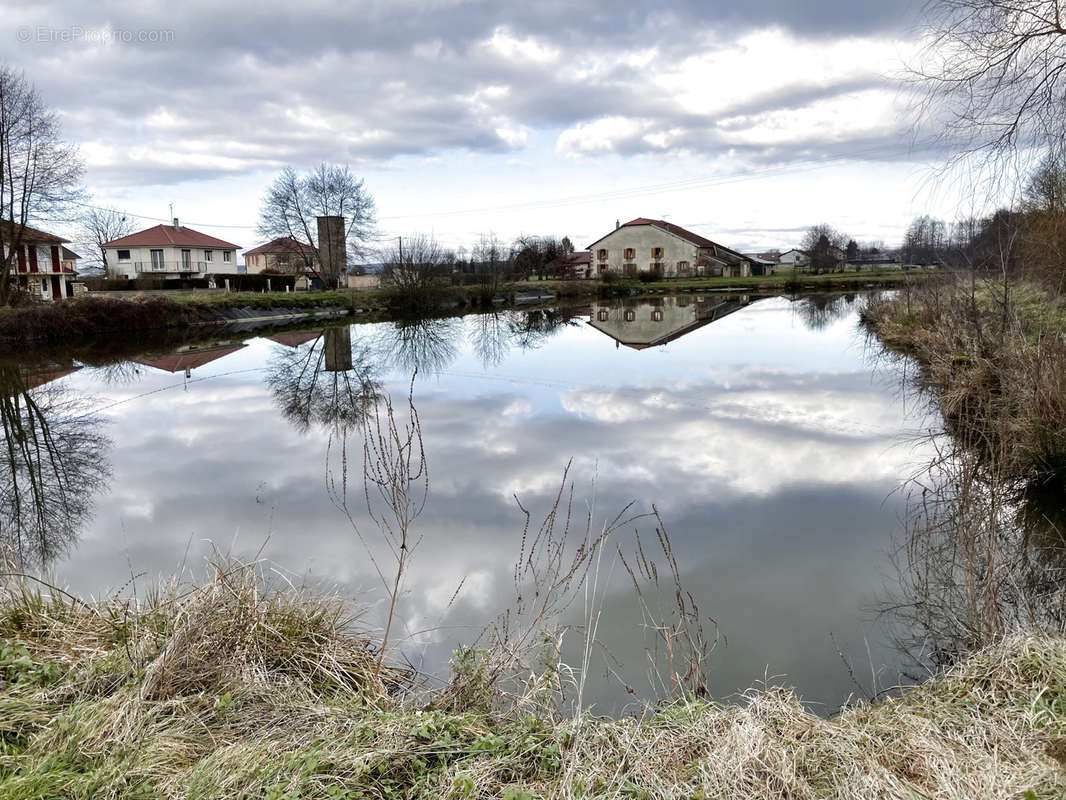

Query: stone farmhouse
left=586, top=218, right=751, bottom=278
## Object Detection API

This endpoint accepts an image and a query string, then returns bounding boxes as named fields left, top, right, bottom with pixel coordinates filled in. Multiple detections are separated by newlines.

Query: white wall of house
left=589, top=227, right=701, bottom=277
left=2, top=241, right=74, bottom=300
left=104, top=245, right=237, bottom=277
left=778, top=250, right=808, bottom=266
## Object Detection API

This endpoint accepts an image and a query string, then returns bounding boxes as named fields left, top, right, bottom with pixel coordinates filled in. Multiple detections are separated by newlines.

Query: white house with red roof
left=102, top=218, right=239, bottom=278
left=1, top=220, right=81, bottom=301
left=586, top=218, right=751, bottom=278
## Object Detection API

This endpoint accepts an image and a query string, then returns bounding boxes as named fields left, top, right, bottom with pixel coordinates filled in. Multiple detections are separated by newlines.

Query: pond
left=1, top=293, right=941, bottom=713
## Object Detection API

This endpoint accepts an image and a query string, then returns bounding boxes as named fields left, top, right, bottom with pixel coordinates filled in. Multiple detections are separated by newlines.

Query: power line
left=63, top=139, right=930, bottom=236
left=376, top=141, right=926, bottom=221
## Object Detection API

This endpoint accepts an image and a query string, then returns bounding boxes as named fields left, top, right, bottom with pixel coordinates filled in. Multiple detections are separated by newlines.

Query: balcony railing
left=131, top=261, right=210, bottom=274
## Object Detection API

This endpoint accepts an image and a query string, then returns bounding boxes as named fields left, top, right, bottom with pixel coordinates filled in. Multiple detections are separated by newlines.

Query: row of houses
left=0, top=215, right=331, bottom=300
left=99, top=221, right=328, bottom=281
left=3, top=213, right=862, bottom=302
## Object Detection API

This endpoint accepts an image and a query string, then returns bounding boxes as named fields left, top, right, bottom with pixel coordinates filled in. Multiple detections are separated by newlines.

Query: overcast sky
left=1, top=0, right=971, bottom=257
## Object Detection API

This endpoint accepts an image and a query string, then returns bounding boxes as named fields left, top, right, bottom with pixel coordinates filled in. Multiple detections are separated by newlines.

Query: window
left=624, top=310, right=635, bottom=322
left=223, top=251, right=232, bottom=262
left=204, top=250, right=213, bottom=261
left=652, top=262, right=663, bottom=271
left=598, top=264, right=608, bottom=274
left=597, top=310, right=609, bottom=321
left=623, top=263, right=637, bottom=275
left=651, top=310, right=663, bottom=321
left=678, top=261, right=690, bottom=273
left=117, top=249, right=131, bottom=261
left=652, top=247, right=663, bottom=259
left=597, top=249, right=607, bottom=261
left=624, top=248, right=635, bottom=259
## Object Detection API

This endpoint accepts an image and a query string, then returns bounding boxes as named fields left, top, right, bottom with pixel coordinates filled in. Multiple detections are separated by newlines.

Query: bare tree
left=1019, top=153, right=1066, bottom=291
left=78, top=206, right=134, bottom=276
left=902, top=215, right=948, bottom=265
left=257, top=164, right=376, bottom=289
left=1021, top=151, right=1066, bottom=213
left=511, top=235, right=566, bottom=280
left=471, top=233, right=511, bottom=293
left=379, top=234, right=448, bottom=295
left=800, top=223, right=847, bottom=273
left=0, top=65, right=83, bottom=305
left=912, top=0, right=1066, bottom=178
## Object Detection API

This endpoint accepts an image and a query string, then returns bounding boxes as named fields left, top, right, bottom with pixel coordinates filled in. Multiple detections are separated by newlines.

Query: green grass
left=168, top=289, right=384, bottom=311
left=1, top=567, right=1064, bottom=799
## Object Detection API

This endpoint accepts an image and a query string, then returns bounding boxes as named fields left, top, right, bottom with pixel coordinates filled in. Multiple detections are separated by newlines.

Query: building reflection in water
left=586, top=295, right=752, bottom=349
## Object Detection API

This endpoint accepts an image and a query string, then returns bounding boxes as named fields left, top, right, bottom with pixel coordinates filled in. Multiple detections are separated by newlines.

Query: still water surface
left=6, top=294, right=938, bottom=712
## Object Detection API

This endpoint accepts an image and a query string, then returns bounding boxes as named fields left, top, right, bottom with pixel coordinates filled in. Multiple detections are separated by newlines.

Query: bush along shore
left=0, top=269, right=924, bottom=347
left=861, top=275, right=1066, bottom=497
left=1, top=565, right=1065, bottom=799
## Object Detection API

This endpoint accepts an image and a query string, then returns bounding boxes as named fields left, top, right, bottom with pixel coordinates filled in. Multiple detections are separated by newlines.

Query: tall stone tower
left=316, top=216, right=346, bottom=288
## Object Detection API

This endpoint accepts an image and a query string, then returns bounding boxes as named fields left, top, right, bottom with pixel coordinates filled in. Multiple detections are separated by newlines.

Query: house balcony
left=132, top=261, right=210, bottom=274
left=13, top=264, right=78, bottom=275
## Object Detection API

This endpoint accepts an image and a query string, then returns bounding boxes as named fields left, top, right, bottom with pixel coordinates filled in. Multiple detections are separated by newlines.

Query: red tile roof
left=620, top=218, right=719, bottom=249
left=586, top=219, right=747, bottom=260
left=133, top=344, right=246, bottom=374
left=103, top=224, right=239, bottom=249
left=0, top=220, right=68, bottom=244
left=562, top=251, right=591, bottom=264
left=266, top=330, right=322, bottom=348
left=244, top=237, right=316, bottom=257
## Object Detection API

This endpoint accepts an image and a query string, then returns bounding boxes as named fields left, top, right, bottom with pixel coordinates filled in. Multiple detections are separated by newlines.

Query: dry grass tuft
left=1, top=565, right=1065, bottom=798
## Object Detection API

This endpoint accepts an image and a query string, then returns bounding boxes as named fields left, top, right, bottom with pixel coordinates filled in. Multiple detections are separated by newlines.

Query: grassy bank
left=1, top=566, right=1065, bottom=799
left=0, top=294, right=362, bottom=348
left=861, top=276, right=1066, bottom=488
left=0, top=270, right=921, bottom=347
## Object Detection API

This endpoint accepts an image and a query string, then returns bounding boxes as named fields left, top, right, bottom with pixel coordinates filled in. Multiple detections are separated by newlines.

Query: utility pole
left=398, top=236, right=404, bottom=261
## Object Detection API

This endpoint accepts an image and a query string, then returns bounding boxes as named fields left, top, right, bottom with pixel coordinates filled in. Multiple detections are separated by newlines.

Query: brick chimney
left=173, top=217, right=180, bottom=230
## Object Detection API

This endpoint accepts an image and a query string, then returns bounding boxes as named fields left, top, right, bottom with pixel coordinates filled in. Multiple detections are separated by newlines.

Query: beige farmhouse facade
left=587, top=295, right=753, bottom=349
left=586, top=218, right=751, bottom=278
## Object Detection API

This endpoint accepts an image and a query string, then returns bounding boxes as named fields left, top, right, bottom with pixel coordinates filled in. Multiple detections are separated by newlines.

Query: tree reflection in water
left=374, top=317, right=461, bottom=376
left=0, top=361, right=110, bottom=569
left=789, top=293, right=861, bottom=331
left=265, top=327, right=382, bottom=434
left=470, top=308, right=580, bottom=369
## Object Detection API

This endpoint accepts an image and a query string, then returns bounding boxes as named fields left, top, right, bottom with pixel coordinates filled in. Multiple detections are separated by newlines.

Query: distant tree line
left=900, top=154, right=1066, bottom=292
left=378, top=232, right=580, bottom=299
